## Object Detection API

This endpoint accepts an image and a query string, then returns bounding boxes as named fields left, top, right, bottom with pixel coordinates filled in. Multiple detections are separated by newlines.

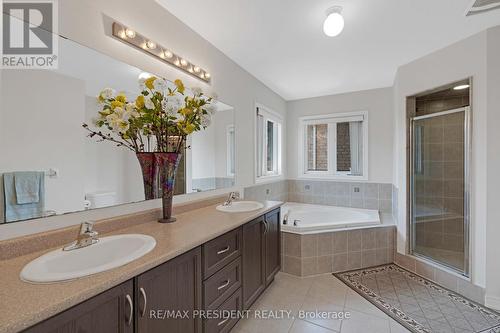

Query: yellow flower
left=135, top=95, right=145, bottom=108
left=179, top=107, right=193, bottom=116
left=111, top=100, right=124, bottom=109
left=145, top=77, right=156, bottom=90
left=177, top=121, right=195, bottom=134
left=174, top=79, right=185, bottom=94
left=115, top=93, right=127, bottom=103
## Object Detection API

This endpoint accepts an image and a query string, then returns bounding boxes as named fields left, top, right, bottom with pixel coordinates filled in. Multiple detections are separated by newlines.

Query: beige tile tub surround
left=0, top=200, right=282, bottom=333
left=394, top=252, right=485, bottom=304
left=281, top=226, right=396, bottom=277
left=243, top=179, right=395, bottom=214
left=0, top=193, right=230, bottom=260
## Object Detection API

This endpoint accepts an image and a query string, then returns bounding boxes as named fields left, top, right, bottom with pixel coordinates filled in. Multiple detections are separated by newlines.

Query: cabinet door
left=241, top=216, right=266, bottom=310
left=136, top=247, right=202, bottom=333
left=264, top=208, right=281, bottom=285
left=24, top=280, right=134, bottom=333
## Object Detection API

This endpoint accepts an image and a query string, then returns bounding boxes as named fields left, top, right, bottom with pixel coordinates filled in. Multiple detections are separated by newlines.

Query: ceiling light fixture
left=323, top=6, right=344, bottom=37
left=112, top=22, right=211, bottom=83
left=453, top=84, right=470, bottom=90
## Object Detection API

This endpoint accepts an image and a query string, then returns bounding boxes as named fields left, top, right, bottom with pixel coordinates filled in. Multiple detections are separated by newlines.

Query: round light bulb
left=164, top=50, right=173, bottom=59
left=146, top=40, right=156, bottom=49
left=323, top=7, right=344, bottom=37
left=188, top=66, right=194, bottom=73
left=174, top=59, right=181, bottom=67
left=193, top=66, right=201, bottom=73
left=204, top=72, right=211, bottom=79
left=180, top=58, right=188, bottom=66
left=125, top=29, right=136, bottom=38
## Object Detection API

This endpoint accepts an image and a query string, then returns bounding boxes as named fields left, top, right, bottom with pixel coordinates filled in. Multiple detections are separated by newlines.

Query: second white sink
left=20, top=234, right=156, bottom=283
left=216, top=201, right=264, bottom=213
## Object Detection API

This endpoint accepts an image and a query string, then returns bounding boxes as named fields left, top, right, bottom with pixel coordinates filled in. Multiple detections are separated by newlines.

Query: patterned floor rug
left=334, top=264, right=500, bottom=333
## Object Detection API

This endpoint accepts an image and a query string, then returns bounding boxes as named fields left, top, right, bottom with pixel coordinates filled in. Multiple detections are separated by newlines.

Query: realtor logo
left=1, top=0, right=58, bottom=68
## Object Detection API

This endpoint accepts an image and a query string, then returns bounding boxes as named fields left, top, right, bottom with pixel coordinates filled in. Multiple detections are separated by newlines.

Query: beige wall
left=286, top=87, right=394, bottom=183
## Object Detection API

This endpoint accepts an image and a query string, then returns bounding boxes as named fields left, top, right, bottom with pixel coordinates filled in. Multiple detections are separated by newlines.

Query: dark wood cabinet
left=242, top=208, right=281, bottom=310
left=22, top=207, right=281, bottom=333
left=136, top=247, right=202, bottom=333
left=264, top=208, right=281, bottom=285
left=24, top=280, right=134, bottom=333
left=241, top=216, right=266, bottom=310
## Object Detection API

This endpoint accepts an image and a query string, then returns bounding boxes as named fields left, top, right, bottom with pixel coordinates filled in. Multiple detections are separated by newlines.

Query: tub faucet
left=223, top=192, right=239, bottom=206
left=63, top=221, right=99, bottom=251
left=283, top=213, right=289, bottom=225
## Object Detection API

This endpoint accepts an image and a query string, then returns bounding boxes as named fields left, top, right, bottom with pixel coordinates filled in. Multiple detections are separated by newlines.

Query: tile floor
left=232, top=272, right=411, bottom=333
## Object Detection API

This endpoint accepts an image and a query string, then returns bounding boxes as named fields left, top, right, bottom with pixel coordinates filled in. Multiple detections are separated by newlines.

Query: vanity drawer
left=203, top=257, right=241, bottom=310
left=202, top=228, right=241, bottom=278
left=203, top=288, right=242, bottom=333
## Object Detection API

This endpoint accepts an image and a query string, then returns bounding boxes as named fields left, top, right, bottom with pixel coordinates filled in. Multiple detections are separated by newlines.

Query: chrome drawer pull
left=217, top=317, right=230, bottom=327
left=125, top=294, right=133, bottom=326
left=217, top=246, right=230, bottom=255
left=217, top=279, right=231, bottom=290
left=140, top=287, right=147, bottom=318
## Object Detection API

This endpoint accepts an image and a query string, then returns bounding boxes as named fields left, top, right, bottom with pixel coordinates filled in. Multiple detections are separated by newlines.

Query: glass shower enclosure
left=409, top=107, right=470, bottom=275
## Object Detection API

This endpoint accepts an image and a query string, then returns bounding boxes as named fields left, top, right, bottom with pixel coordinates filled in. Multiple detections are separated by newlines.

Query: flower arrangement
left=83, top=76, right=217, bottom=223
left=83, top=76, right=217, bottom=153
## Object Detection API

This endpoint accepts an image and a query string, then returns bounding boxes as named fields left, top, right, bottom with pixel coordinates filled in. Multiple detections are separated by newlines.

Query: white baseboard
left=485, top=294, right=500, bottom=310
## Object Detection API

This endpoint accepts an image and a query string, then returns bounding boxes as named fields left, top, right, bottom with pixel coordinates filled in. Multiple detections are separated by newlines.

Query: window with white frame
left=256, top=105, right=282, bottom=179
left=299, top=111, right=368, bottom=179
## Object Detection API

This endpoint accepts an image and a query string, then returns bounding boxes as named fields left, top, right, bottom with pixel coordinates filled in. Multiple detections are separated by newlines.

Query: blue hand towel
left=3, top=172, right=45, bottom=222
left=14, top=171, right=41, bottom=204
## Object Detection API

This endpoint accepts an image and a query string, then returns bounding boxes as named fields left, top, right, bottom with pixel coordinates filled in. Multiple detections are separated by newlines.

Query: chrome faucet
left=283, top=212, right=289, bottom=225
left=223, top=192, right=240, bottom=206
left=63, top=221, right=99, bottom=251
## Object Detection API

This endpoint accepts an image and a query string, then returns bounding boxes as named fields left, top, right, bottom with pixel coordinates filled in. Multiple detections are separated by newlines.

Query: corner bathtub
left=281, top=202, right=380, bottom=234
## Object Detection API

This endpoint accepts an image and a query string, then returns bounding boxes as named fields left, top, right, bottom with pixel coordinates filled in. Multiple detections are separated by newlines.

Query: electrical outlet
left=353, top=187, right=360, bottom=193
left=304, top=185, right=311, bottom=191
left=266, top=188, right=270, bottom=195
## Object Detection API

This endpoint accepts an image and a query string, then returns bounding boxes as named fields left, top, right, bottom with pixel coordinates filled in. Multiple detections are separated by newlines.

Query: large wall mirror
left=0, top=34, right=235, bottom=224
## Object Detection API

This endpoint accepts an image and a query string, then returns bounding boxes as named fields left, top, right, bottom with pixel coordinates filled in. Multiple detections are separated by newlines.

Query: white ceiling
left=157, top=0, right=500, bottom=100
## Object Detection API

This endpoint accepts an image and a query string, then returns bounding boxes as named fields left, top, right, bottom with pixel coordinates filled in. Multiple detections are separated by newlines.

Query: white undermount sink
left=20, top=234, right=156, bottom=283
left=216, top=201, right=264, bottom=213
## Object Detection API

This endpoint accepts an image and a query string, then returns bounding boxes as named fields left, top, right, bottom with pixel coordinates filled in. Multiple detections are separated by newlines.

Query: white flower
left=138, top=78, right=147, bottom=91
left=125, top=103, right=140, bottom=118
left=191, top=87, right=203, bottom=96
left=98, top=88, right=115, bottom=101
left=106, top=112, right=129, bottom=133
left=206, top=104, right=217, bottom=115
left=201, top=113, right=211, bottom=127
left=154, top=78, right=168, bottom=92
left=162, top=96, right=183, bottom=117
left=209, top=92, right=218, bottom=102
left=144, top=96, right=155, bottom=109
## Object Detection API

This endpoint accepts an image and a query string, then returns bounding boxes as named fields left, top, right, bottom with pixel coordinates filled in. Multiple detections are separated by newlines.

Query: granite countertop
left=0, top=200, right=283, bottom=333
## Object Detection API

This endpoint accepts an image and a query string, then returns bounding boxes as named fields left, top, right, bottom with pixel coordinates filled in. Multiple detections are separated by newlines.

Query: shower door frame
left=408, top=106, right=471, bottom=277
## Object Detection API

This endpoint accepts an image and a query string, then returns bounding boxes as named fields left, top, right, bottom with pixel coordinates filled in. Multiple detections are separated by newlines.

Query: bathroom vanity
left=10, top=204, right=281, bottom=333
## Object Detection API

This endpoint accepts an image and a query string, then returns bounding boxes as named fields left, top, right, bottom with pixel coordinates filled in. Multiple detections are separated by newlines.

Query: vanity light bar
left=112, top=22, right=211, bottom=83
